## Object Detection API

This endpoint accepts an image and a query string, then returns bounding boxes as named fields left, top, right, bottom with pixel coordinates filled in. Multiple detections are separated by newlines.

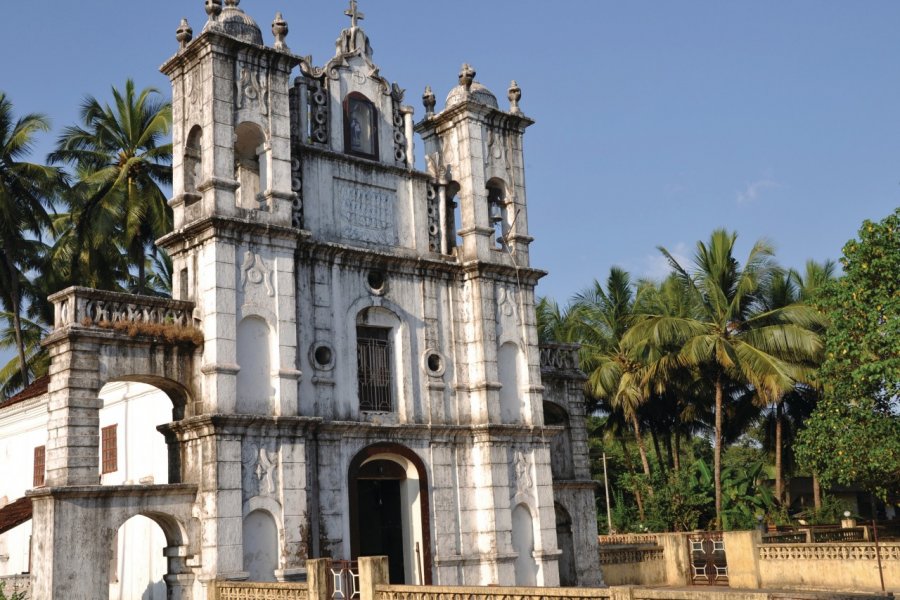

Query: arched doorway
left=555, top=502, right=576, bottom=586
left=109, top=515, right=167, bottom=600
left=348, top=444, right=432, bottom=584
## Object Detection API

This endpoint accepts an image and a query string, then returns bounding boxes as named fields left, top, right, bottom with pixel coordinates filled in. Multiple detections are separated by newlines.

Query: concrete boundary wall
left=598, top=531, right=900, bottom=594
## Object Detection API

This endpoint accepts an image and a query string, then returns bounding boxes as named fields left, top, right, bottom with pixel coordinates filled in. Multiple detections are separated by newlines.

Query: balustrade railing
left=598, top=533, right=659, bottom=546
left=48, top=286, right=198, bottom=341
left=376, top=585, right=612, bottom=600
left=758, top=542, right=900, bottom=561
left=539, top=343, right=580, bottom=372
left=213, top=581, right=308, bottom=599
left=599, top=546, right=665, bottom=565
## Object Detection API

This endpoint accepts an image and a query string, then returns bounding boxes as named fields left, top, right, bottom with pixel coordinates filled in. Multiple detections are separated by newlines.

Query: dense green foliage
left=551, top=217, right=899, bottom=532
left=796, top=208, right=900, bottom=501
left=0, top=85, right=172, bottom=398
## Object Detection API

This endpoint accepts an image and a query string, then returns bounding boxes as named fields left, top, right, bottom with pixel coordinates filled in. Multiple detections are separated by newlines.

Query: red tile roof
left=0, top=496, right=32, bottom=535
left=0, top=375, right=49, bottom=411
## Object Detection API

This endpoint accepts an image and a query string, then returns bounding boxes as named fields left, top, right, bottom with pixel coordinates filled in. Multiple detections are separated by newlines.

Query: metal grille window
left=101, top=424, right=118, bottom=474
left=357, top=326, right=393, bottom=412
left=33, top=445, right=45, bottom=487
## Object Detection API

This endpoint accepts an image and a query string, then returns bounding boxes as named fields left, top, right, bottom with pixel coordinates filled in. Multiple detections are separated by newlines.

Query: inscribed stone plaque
left=336, top=179, right=397, bottom=245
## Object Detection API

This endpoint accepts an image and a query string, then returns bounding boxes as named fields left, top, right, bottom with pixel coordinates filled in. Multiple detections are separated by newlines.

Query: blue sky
left=2, top=1, right=899, bottom=309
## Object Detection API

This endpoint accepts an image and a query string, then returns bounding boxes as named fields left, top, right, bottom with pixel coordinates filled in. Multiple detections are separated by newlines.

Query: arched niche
left=511, top=503, right=537, bottom=586
left=243, top=509, right=279, bottom=582
left=498, top=341, right=523, bottom=424
left=348, top=443, right=432, bottom=585
left=554, top=502, right=576, bottom=586
left=543, top=401, right=574, bottom=480
left=184, top=125, right=203, bottom=195
left=234, top=121, right=267, bottom=209
left=343, top=91, right=378, bottom=159
left=236, top=316, right=273, bottom=414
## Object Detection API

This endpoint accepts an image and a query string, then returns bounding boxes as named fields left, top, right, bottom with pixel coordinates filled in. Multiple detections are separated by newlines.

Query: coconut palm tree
left=571, top=268, right=655, bottom=483
left=49, top=80, right=172, bottom=295
left=0, top=92, right=58, bottom=390
left=626, top=230, right=824, bottom=526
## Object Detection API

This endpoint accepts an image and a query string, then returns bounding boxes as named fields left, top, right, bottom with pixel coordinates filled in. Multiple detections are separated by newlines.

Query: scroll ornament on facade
left=241, top=251, right=275, bottom=296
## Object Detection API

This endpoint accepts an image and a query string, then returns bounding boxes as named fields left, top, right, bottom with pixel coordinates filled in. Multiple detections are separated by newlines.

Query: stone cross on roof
left=345, top=0, right=364, bottom=28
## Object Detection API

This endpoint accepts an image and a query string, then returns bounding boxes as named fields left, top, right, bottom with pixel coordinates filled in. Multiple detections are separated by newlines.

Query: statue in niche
left=345, top=94, right=376, bottom=157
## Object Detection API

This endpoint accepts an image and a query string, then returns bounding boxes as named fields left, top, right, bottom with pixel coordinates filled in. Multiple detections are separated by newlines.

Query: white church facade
left=0, top=1, right=601, bottom=597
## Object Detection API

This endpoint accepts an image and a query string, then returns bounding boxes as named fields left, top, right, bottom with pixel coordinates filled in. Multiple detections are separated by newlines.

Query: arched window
left=184, top=126, right=202, bottom=196
left=486, top=179, right=508, bottom=250
left=343, top=92, right=378, bottom=159
left=446, top=181, right=461, bottom=252
left=234, top=122, right=267, bottom=209
left=543, top=401, right=574, bottom=479
left=356, top=307, right=401, bottom=413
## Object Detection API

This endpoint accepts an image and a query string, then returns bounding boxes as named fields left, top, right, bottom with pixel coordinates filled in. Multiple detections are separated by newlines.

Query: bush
left=0, top=581, right=27, bottom=600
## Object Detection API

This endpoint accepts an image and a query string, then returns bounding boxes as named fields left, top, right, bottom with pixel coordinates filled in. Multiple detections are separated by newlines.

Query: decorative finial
left=345, top=0, right=365, bottom=28
left=205, top=0, right=223, bottom=19
left=508, top=80, right=522, bottom=115
left=225, top=0, right=240, bottom=6
left=459, top=64, right=476, bottom=93
left=422, top=86, right=436, bottom=117
left=176, top=19, right=194, bottom=49
left=272, top=12, right=289, bottom=51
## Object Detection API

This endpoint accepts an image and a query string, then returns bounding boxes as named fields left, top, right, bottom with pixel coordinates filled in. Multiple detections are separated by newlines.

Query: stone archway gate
left=29, top=287, right=203, bottom=599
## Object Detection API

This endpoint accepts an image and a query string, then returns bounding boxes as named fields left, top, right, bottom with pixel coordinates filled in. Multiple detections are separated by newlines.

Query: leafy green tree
left=0, top=92, right=59, bottom=392
left=797, top=208, right=900, bottom=502
left=627, top=230, right=824, bottom=525
left=50, top=80, right=172, bottom=294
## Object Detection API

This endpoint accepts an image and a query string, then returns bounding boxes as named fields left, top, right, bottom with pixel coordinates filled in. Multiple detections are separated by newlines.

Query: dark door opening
left=354, top=462, right=406, bottom=584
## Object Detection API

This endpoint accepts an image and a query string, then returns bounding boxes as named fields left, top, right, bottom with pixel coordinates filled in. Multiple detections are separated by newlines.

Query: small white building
left=1, top=2, right=602, bottom=598
left=0, top=380, right=172, bottom=599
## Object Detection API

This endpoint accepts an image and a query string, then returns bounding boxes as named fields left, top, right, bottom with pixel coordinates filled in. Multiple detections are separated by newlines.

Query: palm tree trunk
left=673, top=432, right=681, bottom=472
left=631, top=412, right=652, bottom=479
left=618, top=436, right=646, bottom=521
left=635, top=488, right=645, bottom=522
left=714, top=373, right=724, bottom=528
left=664, top=433, right=675, bottom=471
left=650, top=429, right=667, bottom=474
left=813, top=473, right=822, bottom=509
left=774, top=402, right=784, bottom=503
left=2, top=254, right=30, bottom=388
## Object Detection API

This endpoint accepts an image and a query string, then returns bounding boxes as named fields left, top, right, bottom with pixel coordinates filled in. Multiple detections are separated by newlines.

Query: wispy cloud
left=736, top=178, right=782, bottom=205
left=635, top=241, right=691, bottom=281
